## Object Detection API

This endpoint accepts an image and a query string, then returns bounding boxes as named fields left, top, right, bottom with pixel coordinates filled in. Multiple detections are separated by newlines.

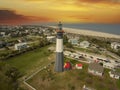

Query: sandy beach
left=63, top=27, right=120, bottom=39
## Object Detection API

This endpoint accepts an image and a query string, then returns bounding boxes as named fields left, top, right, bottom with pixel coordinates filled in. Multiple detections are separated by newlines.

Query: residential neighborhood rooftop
left=89, top=62, right=104, bottom=73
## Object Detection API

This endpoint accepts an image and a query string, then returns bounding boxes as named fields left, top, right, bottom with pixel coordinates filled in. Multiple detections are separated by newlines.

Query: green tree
left=0, top=61, right=22, bottom=90
left=63, top=35, right=68, bottom=44
left=5, top=67, right=22, bottom=90
left=39, top=36, right=50, bottom=47
left=66, top=42, right=73, bottom=48
left=5, top=67, right=22, bottom=82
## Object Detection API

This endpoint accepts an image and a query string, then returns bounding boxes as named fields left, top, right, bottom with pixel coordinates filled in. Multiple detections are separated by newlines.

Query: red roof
left=64, top=62, right=71, bottom=69
left=56, top=30, right=64, bottom=33
left=76, top=64, right=82, bottom=67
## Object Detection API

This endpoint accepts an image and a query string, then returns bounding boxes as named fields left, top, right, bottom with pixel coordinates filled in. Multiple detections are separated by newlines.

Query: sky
left=0, top=0, right=120, bottom=24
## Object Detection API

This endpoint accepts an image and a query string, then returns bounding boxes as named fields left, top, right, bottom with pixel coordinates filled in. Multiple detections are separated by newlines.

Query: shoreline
left=63, top=27, right=120, bottom=39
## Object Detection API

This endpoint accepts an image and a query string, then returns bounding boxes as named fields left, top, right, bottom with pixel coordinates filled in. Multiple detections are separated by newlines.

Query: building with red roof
left=75, top=63, right=83, bottom=69
left=64, top=62, right=72, bottom=71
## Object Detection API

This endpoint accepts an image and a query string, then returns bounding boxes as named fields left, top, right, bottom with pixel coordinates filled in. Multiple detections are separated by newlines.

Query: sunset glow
left=0, top=0, right=120, bottom=24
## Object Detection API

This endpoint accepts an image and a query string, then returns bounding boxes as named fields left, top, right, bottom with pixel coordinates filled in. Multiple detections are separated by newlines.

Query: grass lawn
left=27, top=58, right=120, bottom=90
left=6, top=45, right=55, bottom=75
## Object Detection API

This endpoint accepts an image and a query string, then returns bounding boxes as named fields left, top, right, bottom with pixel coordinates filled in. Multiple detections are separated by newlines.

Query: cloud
left=68, top=14, right=120, bottom=23
left=76, top=0, right=120, bottom=3
left=0, top=9, right=53, bottom=24
left=24, top=0, right=120, bottom=4
left=0, top=9, right=30, bottom=24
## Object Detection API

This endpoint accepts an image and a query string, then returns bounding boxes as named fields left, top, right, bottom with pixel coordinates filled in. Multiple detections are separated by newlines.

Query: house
left=68, top=39, right=78, bottom=45
left=14, top=42, right=28, bottom=50
left=70, top=53, right=79, bottom=58
left=74, top=54, right=82, bottom=59
left=103, top=63, right=115, bottom=70
left=64, top=51, right=72, bottom=57
left=111, top=42, right=120, bottom=50
left=83, top=85, right=96, bottom=90
left=88, top=62, right=104, bottom=76
left=47, top=36, right=56, bottom=43
left=0, top=32, right=6, bottom=37
left=70, top=53, right=77, bottom=58
left=76, top=63, right=83, bottom=69
left=64, top=62, right=72, bottom=71
left=80, top=41, right=90, bottom=48
left=109, top=70, right=120, bottom=79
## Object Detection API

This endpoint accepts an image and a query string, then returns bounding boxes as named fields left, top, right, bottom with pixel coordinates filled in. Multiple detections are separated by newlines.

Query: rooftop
left=56, top=30, right=64, bottom=33
left=111, top=70, right=120, bottom=76
left=89, top=62, right=104, bottom=73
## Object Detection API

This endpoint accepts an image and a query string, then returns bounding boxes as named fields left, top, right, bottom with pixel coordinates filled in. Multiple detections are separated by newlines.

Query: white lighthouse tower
left=55, top=22, right=64, bottom=72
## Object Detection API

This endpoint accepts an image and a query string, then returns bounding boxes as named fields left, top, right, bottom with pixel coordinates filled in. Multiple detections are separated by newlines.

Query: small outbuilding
left=80, top=41, right=90, bottom=48
left=109, top=70, right=120, bottom=79
left=75, top=63, right=83, bottom=69
left=14, top=42, right=28, bottom=50
left=64, top=62, right=72, bottom=71
left=68, top=39, right=78, bottom=45
left=103, top=63, right=115, bottom=70
left=111, top=42, right=120, bottom=50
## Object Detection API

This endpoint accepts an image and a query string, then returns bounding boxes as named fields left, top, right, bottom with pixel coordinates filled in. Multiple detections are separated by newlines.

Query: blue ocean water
left=62, top=23, right=120, bottom=35
left=33, top=22, right=120, bottom=35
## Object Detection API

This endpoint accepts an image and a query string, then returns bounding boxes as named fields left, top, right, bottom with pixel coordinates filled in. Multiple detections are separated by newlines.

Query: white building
left=0, top=32, right=6, bottom=37
left=15, top=43, right=28, bottom=50
left=64, top=51, right=72, bottom=56
left=83, top=85, right=96, bottom=90
left=109, top=71, right=120, bottom=79
left=68, top=39, right=78, bottom=45
left=111, top=42, right=120, bottom=50
left=47, top=36, right=56, bottom=43
left=103, top=63, right=115, bottom=70
left=76, top=63, right=83, bottom=69
left=80, top=41, right=90, bottom=48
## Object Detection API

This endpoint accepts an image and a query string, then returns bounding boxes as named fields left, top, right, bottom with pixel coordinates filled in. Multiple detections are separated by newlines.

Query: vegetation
left=90, top=38, right=110, bottom=49
left=6, top=45, right=54, bottom=75
left=0, top=42, right=54, bottom=90
left=0, top=37, right=50, bottom=60
left=78, top=36, right=111, bottom=50
left=0, top=35, right=54, bottom=89
left=116, top=50, right=120, bottom=56
left=27, top=58, right=120, bottom=90
left=0, top=61, right=22, bottom=90
left=63, top=35, right=74, bottom=49
left=65, top=42, right=73, bottom=49
left=63, top=35, right=68, bottom=45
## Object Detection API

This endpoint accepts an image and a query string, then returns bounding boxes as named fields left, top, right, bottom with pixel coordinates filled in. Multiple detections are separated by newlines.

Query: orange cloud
left=0, top=9, right=29, bottom=24
left=0, top=9, right=53, bottom=24
left=24, top=0, right=120, bottom=4
left=76, top=0, right=120, bottom=3
left=0, top=0, right=120, bottom=24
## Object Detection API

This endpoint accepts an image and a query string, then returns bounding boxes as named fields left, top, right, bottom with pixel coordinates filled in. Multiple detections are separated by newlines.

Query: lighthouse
left=55, top=22, right=64, bottom=72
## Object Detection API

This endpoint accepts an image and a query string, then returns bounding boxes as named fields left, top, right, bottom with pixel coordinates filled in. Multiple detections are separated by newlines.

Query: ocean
left=62, top=23, right=120, bottom=35
left=31, top=23, right=120, bottom=35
